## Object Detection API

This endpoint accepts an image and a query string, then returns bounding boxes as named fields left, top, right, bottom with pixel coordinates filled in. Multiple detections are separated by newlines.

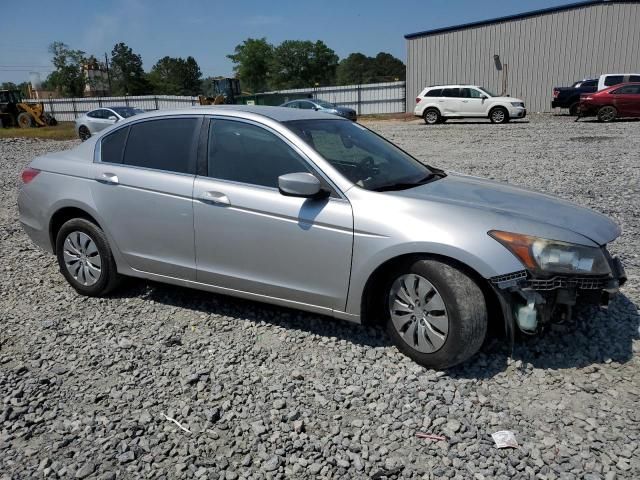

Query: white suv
left=414, top=85, right=527, bottom=125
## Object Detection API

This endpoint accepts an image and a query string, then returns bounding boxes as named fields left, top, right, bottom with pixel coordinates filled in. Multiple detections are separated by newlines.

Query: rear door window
left=604, top=75, right=624, bottom=86
left=122, top=118, right=200, bottom=174
left=101, top=127, right=129, bottom=164
left=442, top=88, right=460, bottom=97
left=425, top=88, right=443, bottom=97
left=629, top=75, right=640, bottom=82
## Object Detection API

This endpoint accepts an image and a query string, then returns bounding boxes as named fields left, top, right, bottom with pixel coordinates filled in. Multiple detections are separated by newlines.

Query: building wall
left=406, top=1, right=640, bottom=112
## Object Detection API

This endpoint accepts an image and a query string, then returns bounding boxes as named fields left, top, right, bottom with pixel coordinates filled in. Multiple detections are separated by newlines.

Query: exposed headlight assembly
left=489, top=230, right=611, bottom=275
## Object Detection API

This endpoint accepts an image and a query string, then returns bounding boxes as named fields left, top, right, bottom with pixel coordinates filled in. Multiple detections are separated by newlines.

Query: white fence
left=26, top=81, right=407, bottom=121
left=26, top=95, right=199, bottom=122
left=258, top=81, right=406, bottom=115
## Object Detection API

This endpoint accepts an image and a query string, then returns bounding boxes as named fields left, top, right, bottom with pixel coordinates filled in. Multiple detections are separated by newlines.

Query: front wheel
left=17, top=112, right=34, bottom=128
left=55, top=218, right=121, bottom=296
left=489, top=107, right=509, bottom=124
left=597, top=105, right=617, bottom=122
left=385, top=259, right=487, bottom=369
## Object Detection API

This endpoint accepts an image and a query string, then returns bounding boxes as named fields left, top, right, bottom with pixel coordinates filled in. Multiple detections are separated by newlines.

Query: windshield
left=285, top=119, right=434, bottom=191
left=477, top=87, right=497, bottom=97
left=110, top=107, right=143, bottom=118
left=314, top=100, right=335, bottom=109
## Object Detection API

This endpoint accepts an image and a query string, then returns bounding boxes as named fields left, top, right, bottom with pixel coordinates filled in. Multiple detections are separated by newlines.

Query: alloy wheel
left=63, top=231, right=102, bottom=286
left=425, top=111, right=438, bottom=124
left=79, top=127, right=91, bottom=141
left=598, top=106, right=616, bottom=122
left=491, top=109, right=506, bottom=123
left=388, top=273, right=449, bottom=353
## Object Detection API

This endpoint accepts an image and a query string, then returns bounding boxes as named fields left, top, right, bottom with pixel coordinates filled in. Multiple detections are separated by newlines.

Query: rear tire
left=55, top=218, right=121, bottom=296
left=568, top=102, right=580, bottom=116
left=17, top=112, right=34, bottom=128
left=489, top=107, right=509, bottom=124
left=597, top=105, right=617, bottom=122
left=78, top=126, right=91, bottom=141
left=423, top=108, right=441, bottom=125
left=384, top=258, right=487, bottom=369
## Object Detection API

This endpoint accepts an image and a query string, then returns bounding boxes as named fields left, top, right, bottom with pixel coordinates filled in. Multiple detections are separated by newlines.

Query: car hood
left=389, top=173, right=620, bottom=246
left=490, top=96, right=525, bottom=103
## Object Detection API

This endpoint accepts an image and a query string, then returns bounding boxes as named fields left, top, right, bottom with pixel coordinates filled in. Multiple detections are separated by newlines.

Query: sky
left=0, top=0, right=576, bottom=85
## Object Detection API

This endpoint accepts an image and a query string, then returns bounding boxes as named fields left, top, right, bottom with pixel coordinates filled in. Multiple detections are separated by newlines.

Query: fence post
left=154, top=96, right=159, bottom=110
left=98, top=97, right=103, bottom=107
left=72, top=98, right=78, bottom=119
left=402, top=82, right=406, bottom=113
left=49, top=96, right=55, bottom=119
left=357, top=84, right=362, bottom=116
left=125, top=95, right=130, bottom=107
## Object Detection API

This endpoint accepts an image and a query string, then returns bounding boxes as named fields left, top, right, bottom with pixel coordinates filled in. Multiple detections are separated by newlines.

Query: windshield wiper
left=372, top=171, right=446, bottom=192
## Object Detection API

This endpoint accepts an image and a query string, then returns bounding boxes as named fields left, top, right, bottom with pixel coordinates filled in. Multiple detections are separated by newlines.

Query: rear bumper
left=551, top=99, right=564, bottom=109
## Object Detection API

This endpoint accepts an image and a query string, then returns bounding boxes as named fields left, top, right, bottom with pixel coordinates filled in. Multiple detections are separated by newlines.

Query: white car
left=597, top=73, right=640, bottom=91
left=414, top=85, right=526, bottom=125
left=75, top=106, right=144, bottom=141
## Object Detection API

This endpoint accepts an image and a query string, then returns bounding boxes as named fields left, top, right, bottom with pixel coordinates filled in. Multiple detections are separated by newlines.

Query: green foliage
left=227, top=38, right=273, bottom=93
left=336, top=52, right=405, bottom=85
left=46, top=42, right=87, bottom=97
left=110, top=42, right=150, bottom=95
left=148, top=56, right=202, bottom=95
left=0, top=81, right=30, bottom=97
left=269, top=40, right=338, bottom=89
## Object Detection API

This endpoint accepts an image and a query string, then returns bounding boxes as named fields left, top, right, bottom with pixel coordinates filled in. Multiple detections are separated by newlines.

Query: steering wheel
left=356, top=156, right=379, bottom=179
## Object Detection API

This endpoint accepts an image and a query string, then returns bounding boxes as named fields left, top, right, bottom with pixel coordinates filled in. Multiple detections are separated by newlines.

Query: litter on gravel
left=491, top=430, right=519, bottom=449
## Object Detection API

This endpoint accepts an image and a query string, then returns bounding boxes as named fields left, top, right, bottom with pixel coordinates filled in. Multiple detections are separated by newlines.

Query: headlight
left=510, top=102, right=524, bottom=107
left=489, top=230, right=611, bottom=275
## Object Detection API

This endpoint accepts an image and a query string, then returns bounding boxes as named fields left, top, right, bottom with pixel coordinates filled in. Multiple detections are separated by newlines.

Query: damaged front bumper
left=489, top=254, right=626, bottom=340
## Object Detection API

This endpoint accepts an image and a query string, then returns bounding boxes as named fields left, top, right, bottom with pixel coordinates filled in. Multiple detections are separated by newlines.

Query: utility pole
left=104, top=52, right=112, bottom=94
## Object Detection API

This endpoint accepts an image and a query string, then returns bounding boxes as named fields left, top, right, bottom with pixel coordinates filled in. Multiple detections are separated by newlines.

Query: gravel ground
left=1, top=115, right=638, bottom=480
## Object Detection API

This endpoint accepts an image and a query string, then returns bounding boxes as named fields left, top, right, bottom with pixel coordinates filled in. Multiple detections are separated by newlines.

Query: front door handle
left=97, top=172, right=119, bottom=185
left=200, top=191, right=230, bottom=206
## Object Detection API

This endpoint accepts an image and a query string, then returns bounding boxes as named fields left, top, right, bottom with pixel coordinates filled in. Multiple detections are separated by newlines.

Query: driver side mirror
left=480, top=95, right=488, bottom=100
left=108, top=116, right=118, bottom=122
left=278, top=172, right=327, bottom=199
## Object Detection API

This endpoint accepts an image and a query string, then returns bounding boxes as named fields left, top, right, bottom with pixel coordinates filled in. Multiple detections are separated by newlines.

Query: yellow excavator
left=198, top=78, right=241, bottom=106
left=0, top=89, right=57, bottom=128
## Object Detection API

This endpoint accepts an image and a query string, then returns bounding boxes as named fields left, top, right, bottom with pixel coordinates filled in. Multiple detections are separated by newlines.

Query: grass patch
left=0, top=122, right=77, bottom=141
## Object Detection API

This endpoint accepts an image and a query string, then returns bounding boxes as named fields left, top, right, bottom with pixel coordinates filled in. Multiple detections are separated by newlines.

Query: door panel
left=91, top=165, right=196, bottom=279
left=193, top=178, right=353, bottom=309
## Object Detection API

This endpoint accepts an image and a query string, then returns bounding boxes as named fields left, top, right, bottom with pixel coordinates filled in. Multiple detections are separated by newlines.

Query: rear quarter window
left=425, top=88, right=443, bottom=97
left=604, top=75, right=624, bottom=86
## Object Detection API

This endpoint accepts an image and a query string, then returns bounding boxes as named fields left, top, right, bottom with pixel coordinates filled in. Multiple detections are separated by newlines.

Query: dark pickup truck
left=552, top=78, right=598, bottom=115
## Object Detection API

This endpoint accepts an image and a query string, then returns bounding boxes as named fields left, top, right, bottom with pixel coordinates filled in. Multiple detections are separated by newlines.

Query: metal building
left=405, top=0, right=640, bottom=113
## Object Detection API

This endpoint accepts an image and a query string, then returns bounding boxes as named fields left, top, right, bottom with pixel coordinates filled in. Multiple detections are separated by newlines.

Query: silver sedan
left=18, top=106, right=626, bottom=368
left=75, top=106, right=144, bottom=141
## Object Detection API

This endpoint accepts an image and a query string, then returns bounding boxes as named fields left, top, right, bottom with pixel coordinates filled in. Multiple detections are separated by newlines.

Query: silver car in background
left=75, top=106, right=144, bottom=141
left=280, top=99, right=357, bottom=121
left=18, top=106, right=626, bottom=368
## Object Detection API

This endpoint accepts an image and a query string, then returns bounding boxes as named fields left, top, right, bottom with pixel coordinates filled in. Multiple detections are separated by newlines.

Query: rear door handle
left=97, top=172, right=119, bottom=185
left=200, top=191, right=230, bottom=206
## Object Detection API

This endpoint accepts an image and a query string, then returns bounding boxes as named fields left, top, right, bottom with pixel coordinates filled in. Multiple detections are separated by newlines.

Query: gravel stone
left=0, top=118, right=638, bottom=479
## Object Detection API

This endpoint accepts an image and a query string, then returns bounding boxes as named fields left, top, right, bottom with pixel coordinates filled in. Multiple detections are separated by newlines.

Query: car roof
left=423, top=84, right=481, bottom=89
left=119, top=105, right=343, bottom=122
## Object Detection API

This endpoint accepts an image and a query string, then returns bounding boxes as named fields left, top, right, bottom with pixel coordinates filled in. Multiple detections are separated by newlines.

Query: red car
left=579, top=82, right=640, bottom=122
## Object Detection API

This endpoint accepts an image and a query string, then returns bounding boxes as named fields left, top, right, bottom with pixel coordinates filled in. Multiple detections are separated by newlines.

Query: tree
left=336, top=52, right=405, bottom=85
left=0, top=81, right=30, bottom=97
left=46, top=41, right=86, bottom=97
left=110, top=42, right=149, bottom=95
left=227, top=38, right=273, bottom=93
left=148, top=56, right=202, bottom=95
left=269, top=40, right=338, bottom=89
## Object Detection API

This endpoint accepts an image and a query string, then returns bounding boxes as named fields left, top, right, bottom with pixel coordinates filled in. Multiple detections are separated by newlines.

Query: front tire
left=597, top=105, right=617, bottom=122
left=17, top=112, right=34, bottom=128
left=423, top=108, right=441, bottom=125
left=489, top=107, right=509, bottom=124
left=384, top=258, right=487, bottom=369
left=55, top=218, right=121, bottom=296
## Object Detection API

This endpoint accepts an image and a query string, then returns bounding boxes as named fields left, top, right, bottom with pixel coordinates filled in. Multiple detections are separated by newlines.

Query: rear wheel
left=78, top=126, right=91, bottom=141
left=384, top=258, right=487, bottom=369
left=489, top=107, right=509, bottom=124
left=569, top=102, right=580, bottom=116
left=55, top=218, right=121, bottom=296
left=423, top=108, right=441, bottom=125
left=597, top=105, right=617, bottom=122
left=17, top=112, right=34, bottom=128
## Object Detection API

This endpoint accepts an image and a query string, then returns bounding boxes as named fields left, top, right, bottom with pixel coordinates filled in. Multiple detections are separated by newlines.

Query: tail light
left=552, top=89, right=559, bottom=98
left=415, top=97, right=422, bottom=104
left=21, top=167, right=40, bottom=184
